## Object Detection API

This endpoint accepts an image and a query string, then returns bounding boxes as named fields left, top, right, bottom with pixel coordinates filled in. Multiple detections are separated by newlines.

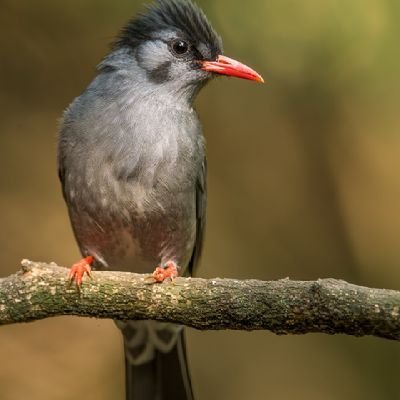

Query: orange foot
left=68, top=256, right=93, bottom=287
left=152, top=261, right=178, bottom=283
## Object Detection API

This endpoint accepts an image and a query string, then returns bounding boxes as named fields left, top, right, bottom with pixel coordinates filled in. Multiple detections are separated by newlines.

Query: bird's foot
left=152, top=261, right=178, bottom=283
left=68, top=256, right=93, bottom=287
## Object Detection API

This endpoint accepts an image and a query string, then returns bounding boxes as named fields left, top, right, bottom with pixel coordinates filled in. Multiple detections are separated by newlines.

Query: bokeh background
left=1, top=0, right=400, bottom=399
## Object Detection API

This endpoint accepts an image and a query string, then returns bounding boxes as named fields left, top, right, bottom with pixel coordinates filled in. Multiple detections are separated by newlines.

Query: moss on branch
left=0, top=260, right=399, bottom=340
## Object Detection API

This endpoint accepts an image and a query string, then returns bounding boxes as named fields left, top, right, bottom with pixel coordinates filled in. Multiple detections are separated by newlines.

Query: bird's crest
left=115, top=0, right=222, bottom=55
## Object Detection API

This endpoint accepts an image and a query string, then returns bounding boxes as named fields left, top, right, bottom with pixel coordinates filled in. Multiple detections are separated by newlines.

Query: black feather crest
left=115, top=0, right=222, bottom=54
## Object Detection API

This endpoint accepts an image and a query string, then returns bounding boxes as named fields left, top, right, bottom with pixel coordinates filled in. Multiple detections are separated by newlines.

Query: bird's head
left=107, top=0, right=263, bottom=102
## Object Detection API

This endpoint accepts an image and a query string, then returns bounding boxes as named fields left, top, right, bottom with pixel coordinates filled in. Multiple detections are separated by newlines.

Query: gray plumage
left=59, top=48, right=206, bottom=273
left=58, top=1, right=221, bottom=399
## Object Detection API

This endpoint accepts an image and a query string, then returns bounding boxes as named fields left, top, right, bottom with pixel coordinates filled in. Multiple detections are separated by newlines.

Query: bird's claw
left=152, top=261, right=178, bottom=283
left=68, top=256, right=93, bottom=288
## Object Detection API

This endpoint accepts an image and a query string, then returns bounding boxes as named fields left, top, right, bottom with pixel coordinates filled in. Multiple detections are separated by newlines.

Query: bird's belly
left=69, top=190, right=196, bottom=274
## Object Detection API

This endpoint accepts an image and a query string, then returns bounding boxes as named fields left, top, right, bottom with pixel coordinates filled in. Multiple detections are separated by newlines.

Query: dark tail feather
left=125, top=330, right=194, bottom=400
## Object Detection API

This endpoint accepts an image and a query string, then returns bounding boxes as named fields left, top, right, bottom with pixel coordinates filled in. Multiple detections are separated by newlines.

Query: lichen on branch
left=0, top=260, right=399, bottom=341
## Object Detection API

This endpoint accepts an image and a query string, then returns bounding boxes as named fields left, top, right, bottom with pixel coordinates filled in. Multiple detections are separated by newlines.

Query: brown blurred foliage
left=1, top=0, right=400, bottom=399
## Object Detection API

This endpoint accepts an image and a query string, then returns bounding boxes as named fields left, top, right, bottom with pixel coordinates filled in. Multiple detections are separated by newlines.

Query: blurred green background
left=1, top=0, right=400, bottom=399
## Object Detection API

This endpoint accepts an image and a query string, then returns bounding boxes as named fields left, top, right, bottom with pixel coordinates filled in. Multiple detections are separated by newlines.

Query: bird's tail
left=116, top=320, right=194, bottom=400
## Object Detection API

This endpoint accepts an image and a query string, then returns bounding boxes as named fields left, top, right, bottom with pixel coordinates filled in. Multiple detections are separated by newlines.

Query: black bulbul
left=58, top=0, right=263, bottom=399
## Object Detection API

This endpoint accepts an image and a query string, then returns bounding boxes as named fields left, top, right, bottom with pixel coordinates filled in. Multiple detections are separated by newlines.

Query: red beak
left=201, top=55, right=264, bottom=83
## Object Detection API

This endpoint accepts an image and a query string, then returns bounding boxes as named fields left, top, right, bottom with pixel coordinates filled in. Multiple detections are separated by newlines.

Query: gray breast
left=59, top=75, right=204, bottom=273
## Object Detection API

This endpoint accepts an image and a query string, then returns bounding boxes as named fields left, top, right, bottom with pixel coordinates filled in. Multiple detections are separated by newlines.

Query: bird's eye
left=170, top=40, right=190, bottom=57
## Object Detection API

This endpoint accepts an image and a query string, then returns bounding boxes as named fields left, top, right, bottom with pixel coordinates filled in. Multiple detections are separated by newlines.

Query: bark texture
left=0, top=260, right=399, bottom=340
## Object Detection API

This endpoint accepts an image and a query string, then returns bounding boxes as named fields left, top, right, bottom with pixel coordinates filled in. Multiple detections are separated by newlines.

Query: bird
left=58, top=0, right=263, bottom=399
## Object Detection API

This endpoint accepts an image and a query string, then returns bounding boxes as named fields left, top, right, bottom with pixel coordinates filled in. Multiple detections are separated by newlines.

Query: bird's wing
left=188, top=157, right=207, bottom=275
left=57, top=157, right=68, bottom=200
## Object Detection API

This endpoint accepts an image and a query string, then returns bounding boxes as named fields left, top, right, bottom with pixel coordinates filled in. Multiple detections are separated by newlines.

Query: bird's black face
left=114, top=0, right=263, bottom=93
left=135, top=29, right=219, bottom=86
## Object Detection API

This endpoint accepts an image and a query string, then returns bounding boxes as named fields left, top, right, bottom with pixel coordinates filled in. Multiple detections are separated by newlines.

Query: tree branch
left=1, top=260, right=399, bottom=340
